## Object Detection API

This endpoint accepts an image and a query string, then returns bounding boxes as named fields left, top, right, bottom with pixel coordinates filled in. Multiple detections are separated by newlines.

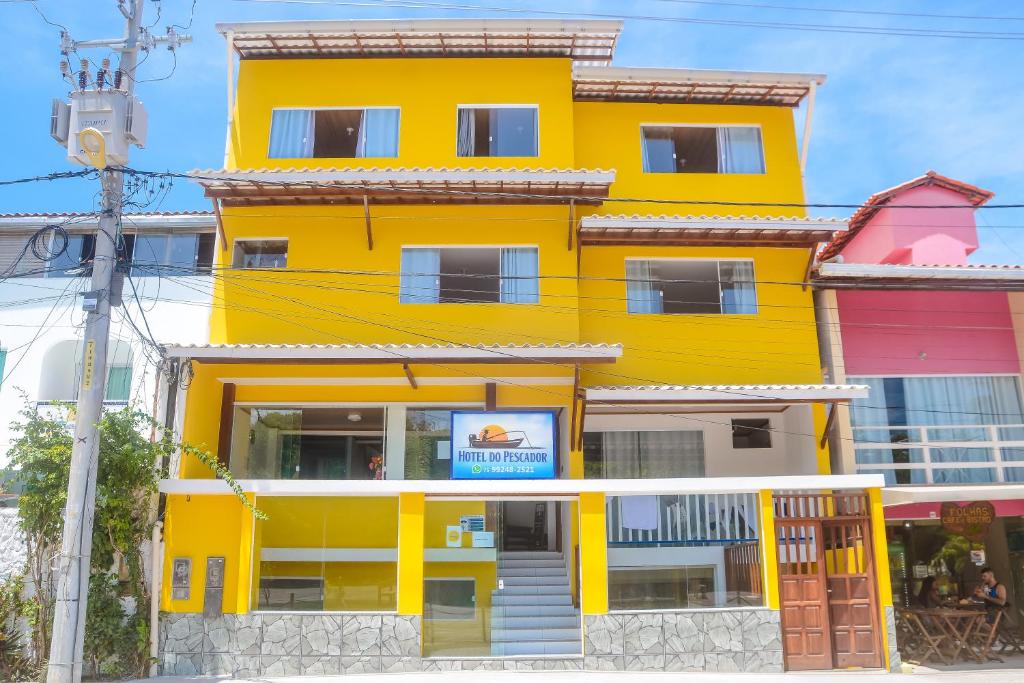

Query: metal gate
left=774, top=492, right=883, bottom=671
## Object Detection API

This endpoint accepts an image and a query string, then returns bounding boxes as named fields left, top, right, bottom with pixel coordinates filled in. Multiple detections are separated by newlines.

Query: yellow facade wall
left=579, top=246, right=823, bottom=386
left=229, top=58, right=575, bottom=170
left=161, top=494, right=253, bottom=613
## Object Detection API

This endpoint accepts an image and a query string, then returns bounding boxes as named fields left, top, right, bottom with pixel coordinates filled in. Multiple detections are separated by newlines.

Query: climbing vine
left=3, top=400, right=261, bottom=679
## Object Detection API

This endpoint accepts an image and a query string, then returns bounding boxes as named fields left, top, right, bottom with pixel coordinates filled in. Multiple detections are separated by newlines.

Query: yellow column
left=569, top=448, right=584, bottom=480
left=234, top=493, right=257, bottom=613
left=568, top=448, right=583, bottom=601
left=758, top=489, right=780, bottom=610
left=579, top=492, right=608, bottom=615
left=868, top=487, right=894, bottom=670
left=398, top=492, right=425, bottom=615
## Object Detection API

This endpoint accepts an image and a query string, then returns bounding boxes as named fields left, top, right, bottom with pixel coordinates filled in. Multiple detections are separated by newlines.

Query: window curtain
left=717, top=127, right=765, bottom=174
left=639, top=430, right=705, bottom=477
left=268, top=109, right=314, bottom=158
left=105, top=365, right=131, bottom=402
left=848, top=377, right=888, bottom=427
left=456, top=109, right=475, bottom=157
left=499, top=248, right=539, bottom=303
left=626, top=260, right=662, bottom=313
left=357, top=108, right=400, bottom=158
left=903, top=376, right=1024, bottom=426
left=642, top=129, right=676, bottom=173
left=399, top=248, right=441, bottom=303
left=598, top=432, right=640, bottom=478
left=719, top=260, right=757, bottom=314
left=489, top=108, right=537, bottom=156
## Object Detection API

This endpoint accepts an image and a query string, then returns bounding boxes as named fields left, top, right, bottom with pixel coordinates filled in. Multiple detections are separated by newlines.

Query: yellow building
left=157, top=18, right=896, bottom=675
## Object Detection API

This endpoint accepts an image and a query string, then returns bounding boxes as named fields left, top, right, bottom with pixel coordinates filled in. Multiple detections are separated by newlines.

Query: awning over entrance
left=578, top=215, right=847, bottom=248
left=162, top=342, right=623, bottom=365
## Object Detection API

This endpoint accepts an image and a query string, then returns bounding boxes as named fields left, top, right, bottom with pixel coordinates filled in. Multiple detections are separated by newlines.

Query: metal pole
left=47, top=2, right=145, bottom=682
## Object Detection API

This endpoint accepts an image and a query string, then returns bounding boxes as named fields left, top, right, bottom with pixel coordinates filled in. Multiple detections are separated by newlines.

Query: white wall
left=0, top=508, right=25, bottom=580
left=0, top=276, right=212, bottom=465
left=585, top=406, right=820, bottom=477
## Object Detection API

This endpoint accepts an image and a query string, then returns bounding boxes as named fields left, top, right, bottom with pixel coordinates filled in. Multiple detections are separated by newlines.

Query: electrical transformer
left=65, top=90, right=148, bottom=166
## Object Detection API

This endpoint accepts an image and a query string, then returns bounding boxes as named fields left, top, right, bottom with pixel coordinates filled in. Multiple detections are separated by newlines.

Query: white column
left=385, top=405, right=407, bottom=480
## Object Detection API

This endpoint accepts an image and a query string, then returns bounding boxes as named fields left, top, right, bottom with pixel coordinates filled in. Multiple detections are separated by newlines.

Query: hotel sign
left=450, top=411, right=557, bottom=480
left=940, top=501, right=995, bottom=541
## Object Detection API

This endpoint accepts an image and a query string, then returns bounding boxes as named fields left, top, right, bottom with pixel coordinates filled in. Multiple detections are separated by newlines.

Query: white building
left=0, top=212, right=215, bottom=462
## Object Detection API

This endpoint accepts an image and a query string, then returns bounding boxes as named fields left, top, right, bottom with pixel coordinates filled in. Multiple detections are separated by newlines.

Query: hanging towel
left=621, top=495, right=659, bottom=530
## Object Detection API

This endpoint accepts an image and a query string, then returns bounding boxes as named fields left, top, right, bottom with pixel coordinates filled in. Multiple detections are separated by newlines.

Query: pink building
left=815, top=172, right=1024, bottom=620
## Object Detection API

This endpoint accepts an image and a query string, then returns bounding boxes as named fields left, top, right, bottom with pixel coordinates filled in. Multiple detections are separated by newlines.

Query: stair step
left=491, top=604, right=579, bottom=617
left=492, top=615, right=580, bottom=630
left=491, top=593, right=573, bottom=606
left=498, top=567, right=566, bottom=577
left=490, top=640, right=582, bottom=656
left=494, top=584, right=570, bottom=595
left=498, top=575, right=569, bottom=587
left=492, top=627, right=581, bottom=642
left=498, top=558, right=566, bottom=569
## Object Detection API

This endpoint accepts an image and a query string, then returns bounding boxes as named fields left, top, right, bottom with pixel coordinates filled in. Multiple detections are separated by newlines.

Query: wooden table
left=898, top=607, right=987, bottom=665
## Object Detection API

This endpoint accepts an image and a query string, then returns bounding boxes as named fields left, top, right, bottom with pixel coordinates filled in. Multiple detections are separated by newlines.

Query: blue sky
left=2, top=0, right=1023, bottom=261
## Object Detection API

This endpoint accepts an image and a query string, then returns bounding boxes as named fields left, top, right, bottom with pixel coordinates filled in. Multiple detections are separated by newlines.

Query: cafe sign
left=940, top=501, right=995, bottom=541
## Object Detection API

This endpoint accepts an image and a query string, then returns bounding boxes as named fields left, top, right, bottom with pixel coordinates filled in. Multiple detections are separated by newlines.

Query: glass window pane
left=424, top=579, right=475, bottom=620
left=933, top=468, right=995, bottom=484
left=489, top=108, right=537, bottom=157
left=231, top=407, right=385, bottom=480
left=854, top=448, right=924, bottom=465
left=849, top=376, right=1024, bottom=428
left=405, top=409, right=452, bottom=480
left=931, top=447, right=993, bottom=463
left=256, top=577, right=323, bottom=610
left=1001, top=447, right=1024, bottom=462
left=1004, top=467, right=1024, bottom=482
left=927, top=428, right=989, bottom=442
left=999, top=427, right=1024, bottom=441
left=719, top=260, right=757, bottom=314
left=104, top=365, right=131, bottom=402
left=167, top=234, right=199, bottom=271
left=852, top=428, right=921, bottom=444
left=641, top=128, right=676, bottom=173
left=233, top=240, right=288, bottom=268
left=857, top=468, right=927, bottom=485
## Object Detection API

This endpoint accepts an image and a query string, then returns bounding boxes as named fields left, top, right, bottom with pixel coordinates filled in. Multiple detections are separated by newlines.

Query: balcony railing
left=853, top=423, right=1024, bottom=484
left=606, top=492, right=759, bottom=545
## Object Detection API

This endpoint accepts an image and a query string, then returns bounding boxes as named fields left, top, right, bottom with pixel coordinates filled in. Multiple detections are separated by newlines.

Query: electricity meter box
left=67, top=91, right=148, bottom=166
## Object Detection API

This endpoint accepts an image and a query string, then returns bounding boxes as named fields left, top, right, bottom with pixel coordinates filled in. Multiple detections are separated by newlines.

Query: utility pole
left=46, top=3, right=188, bottom=682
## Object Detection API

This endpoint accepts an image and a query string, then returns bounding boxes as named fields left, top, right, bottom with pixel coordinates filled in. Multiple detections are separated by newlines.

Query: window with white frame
left=849, top=375, right=1024, bottom=485
left=625, top=259, right=756, bottom=314
left=641, top=125, right=764, bottom=174
left=457, top=106, right=538, bottom=157
left=130, top=233, right=215, bottom=276
left=268, top=108, right=400, bottom=159
left=399, top=247, right=539, bottom=304
left=233, top=239, right=288, bottom=269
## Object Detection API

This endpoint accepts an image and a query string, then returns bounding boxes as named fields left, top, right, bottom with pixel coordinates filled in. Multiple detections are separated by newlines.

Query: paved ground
left=137, top=666, right=1024, bottom=683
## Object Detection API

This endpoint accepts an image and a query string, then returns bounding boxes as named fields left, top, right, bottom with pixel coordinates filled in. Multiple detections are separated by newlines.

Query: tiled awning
left=579, top=214, right=847, bottom=247
left=572, top=65, right=825, bottom=106
left=813, top=263, right=1024, bottom=291
left=190, top=168, right=616, bottom=207
left=217, top=18, right=622, bottom=65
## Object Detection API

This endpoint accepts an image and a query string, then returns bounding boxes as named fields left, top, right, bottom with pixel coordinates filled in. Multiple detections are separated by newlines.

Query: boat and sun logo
left=450, top=411, right=557, bottom=480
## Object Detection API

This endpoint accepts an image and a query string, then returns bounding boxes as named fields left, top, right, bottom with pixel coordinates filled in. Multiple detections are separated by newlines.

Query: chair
left=996, top=610, right=1024, bottom=655
left=970, top=607, right=1006, bottom=663
left=897, top=608, right=949, bottom=665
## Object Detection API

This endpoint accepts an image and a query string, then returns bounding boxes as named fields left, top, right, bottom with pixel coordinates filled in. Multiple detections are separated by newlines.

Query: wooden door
left=777, top=518, right=833, bottom=671
left=823, top=519, right=883, bottom=669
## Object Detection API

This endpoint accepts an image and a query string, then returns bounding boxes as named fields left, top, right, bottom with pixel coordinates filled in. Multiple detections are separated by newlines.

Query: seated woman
left=917, top=576, right=942, bottom=609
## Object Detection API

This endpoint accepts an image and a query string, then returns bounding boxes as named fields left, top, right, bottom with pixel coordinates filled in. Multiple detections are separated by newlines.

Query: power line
left=0, top=169, right=96, bottom=187
left=127, top=167, right=1024, bottom=210
left=647, top=0, right=1024, bottom=23
left=144, top=272, right=1024, bottom=423
left=228, top=0, right=1024, bottom=41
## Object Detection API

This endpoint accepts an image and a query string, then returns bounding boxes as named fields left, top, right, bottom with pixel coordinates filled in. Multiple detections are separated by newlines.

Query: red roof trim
left=819, top=171, right=994, bottom=261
